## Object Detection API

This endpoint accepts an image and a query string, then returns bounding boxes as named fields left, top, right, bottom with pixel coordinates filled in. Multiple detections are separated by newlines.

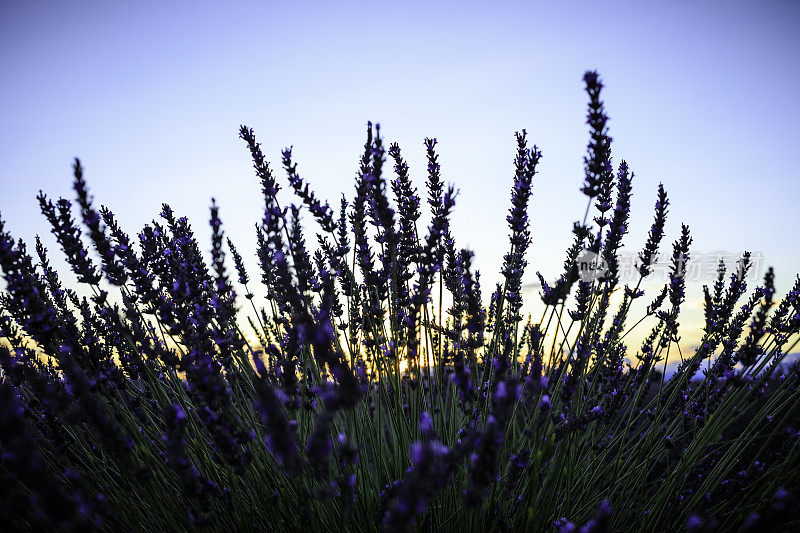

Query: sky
left=1, top=0, right=799, bottom=356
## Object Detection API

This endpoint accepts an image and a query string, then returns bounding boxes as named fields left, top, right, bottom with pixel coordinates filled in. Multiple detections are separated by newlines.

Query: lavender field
left=0, top=70, right=798, bottom=531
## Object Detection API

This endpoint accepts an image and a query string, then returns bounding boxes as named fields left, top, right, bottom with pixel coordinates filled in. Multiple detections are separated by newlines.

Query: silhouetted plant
left=1, top=72, right=799, bottom=532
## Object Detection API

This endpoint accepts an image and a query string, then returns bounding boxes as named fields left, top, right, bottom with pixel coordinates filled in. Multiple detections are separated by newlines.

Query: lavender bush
left=1, top=72, right=799, bottom=532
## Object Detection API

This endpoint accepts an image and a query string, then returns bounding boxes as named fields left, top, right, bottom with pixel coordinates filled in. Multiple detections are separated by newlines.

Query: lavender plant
left=1, top=72, right=799, bottom=532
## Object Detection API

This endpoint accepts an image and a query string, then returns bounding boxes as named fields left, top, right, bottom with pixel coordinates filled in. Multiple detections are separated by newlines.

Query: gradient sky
left=2, top=0, right=799, bottom=354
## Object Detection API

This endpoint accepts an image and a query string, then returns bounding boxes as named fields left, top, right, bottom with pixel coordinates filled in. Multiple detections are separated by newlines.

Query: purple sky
left=2, top=0, right=799, bottom=351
